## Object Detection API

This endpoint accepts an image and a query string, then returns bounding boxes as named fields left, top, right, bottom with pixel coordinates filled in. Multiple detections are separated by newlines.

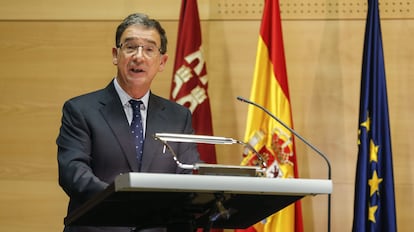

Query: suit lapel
left=141, top=94, right=168, bottom=171
left=99, top=82, right=139, bottom=172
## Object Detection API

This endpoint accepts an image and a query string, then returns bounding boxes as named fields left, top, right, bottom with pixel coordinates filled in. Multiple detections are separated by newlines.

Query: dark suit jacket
left=57, top=81, right=201, bottom=232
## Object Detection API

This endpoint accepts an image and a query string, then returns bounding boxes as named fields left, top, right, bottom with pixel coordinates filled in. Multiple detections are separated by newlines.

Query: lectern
left=65, top=172, right=332, bottom=230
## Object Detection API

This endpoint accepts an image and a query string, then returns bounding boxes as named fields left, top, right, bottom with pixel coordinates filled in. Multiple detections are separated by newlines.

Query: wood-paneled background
left=0, top=0, right=413, bottom=231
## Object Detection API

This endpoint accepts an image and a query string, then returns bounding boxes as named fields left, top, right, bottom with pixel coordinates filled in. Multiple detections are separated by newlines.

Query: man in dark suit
left=57, top=13, right=201, bottom=232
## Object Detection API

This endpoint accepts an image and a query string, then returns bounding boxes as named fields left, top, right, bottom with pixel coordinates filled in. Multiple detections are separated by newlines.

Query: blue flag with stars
left=352, top=0, right=397, bottom=231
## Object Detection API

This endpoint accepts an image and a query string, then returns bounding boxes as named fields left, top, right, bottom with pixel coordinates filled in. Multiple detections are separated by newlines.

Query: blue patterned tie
left=129, top=100, right=144, bottom=170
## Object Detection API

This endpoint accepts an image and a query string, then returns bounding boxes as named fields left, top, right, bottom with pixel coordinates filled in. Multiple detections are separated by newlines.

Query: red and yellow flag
left=170, top=0, right=217, bottom=165
left=236, top=0, right=303, bottom=231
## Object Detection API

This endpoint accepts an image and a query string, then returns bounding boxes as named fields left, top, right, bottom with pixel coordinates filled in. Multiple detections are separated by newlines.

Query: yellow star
left=368, top=170, right=383, bottom=196
left=360, top=115, right=371, bottom=131
left=370, top=139, right=379, bottom=162
left=369, top=204, right=378, bottom=223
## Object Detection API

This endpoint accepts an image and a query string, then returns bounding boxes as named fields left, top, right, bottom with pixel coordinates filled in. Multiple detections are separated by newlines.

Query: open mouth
left=130, top=68, right=144, bottom=73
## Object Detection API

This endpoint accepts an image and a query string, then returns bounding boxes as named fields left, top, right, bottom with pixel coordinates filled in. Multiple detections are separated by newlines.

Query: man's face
left=112, top=24, right=168, bottom=98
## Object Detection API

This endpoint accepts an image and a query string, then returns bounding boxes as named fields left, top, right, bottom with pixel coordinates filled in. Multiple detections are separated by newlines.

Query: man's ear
left=112, top=47, right=118, bottom=65
left=158, top=54, right=169, bottom=72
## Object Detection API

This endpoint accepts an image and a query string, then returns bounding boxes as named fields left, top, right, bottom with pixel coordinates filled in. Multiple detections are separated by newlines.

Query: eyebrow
left=122, top=37, right=157, bottom=46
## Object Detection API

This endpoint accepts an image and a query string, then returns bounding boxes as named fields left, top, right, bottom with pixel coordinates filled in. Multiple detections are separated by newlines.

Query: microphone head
left=236, top=96, right=247, bottom=102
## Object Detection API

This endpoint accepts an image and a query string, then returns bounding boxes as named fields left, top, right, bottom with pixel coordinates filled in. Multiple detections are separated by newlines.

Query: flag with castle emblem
left=352, top=0, right=397, bottom=231
left=170, top=3, right=220, bottom=229
left=235, top=0, right=303, bottom=231
left=170, top=0, right=217, bottom=166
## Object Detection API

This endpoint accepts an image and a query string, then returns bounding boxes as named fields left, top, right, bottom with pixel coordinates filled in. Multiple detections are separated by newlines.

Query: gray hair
left=115, top=13, right=167, bottom=54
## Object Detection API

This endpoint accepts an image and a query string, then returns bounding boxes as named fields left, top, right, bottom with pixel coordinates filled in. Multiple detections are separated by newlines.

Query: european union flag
left=352, top=0, right=397, bottom=231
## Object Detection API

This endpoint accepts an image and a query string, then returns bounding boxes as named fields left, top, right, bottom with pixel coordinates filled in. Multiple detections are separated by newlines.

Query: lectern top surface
left=114, top=172, right=332, bottom=195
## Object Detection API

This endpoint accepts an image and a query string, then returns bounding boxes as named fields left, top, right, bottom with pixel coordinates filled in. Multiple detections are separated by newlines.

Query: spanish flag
left=236, top=0, right=303, bottom=231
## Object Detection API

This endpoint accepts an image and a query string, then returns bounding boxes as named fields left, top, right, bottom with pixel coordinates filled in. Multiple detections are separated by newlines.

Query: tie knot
left=129, top=100, right=143, bottom=111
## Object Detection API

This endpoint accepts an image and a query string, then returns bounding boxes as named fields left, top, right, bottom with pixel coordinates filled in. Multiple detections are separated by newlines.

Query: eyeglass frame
left=117, top=41, right=163, bottom=58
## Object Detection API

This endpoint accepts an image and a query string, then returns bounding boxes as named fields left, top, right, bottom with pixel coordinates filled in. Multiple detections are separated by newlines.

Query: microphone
left=237, top=96, right=332, bottom=232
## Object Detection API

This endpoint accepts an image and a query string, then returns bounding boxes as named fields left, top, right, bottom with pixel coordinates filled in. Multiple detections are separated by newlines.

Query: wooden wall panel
left=1, top=0, right=413, bottom=20
left=0, top=1, right=413, bottom=232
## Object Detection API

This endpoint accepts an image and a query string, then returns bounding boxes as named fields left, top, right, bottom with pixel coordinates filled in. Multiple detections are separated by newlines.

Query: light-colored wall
left=0, top=0, right=413, bottom=231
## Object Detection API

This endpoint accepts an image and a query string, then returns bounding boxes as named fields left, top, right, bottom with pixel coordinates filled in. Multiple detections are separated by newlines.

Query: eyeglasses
left=118, top=41, right=162, bottom=58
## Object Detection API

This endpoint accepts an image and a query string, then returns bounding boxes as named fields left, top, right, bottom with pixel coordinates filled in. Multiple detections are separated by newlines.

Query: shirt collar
left=113, top=78, right=149, bottom=110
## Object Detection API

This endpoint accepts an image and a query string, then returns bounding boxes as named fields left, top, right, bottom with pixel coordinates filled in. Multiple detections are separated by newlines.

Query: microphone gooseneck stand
left=237, top=96, right=332, bottom=232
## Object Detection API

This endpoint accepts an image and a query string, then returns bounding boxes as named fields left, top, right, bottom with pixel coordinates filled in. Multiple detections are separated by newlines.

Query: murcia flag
left=236, top=0, right=303, bottom=231
left=352, top=0, right=397, bottom=231
left=170, top=0, right=217, bottom=165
